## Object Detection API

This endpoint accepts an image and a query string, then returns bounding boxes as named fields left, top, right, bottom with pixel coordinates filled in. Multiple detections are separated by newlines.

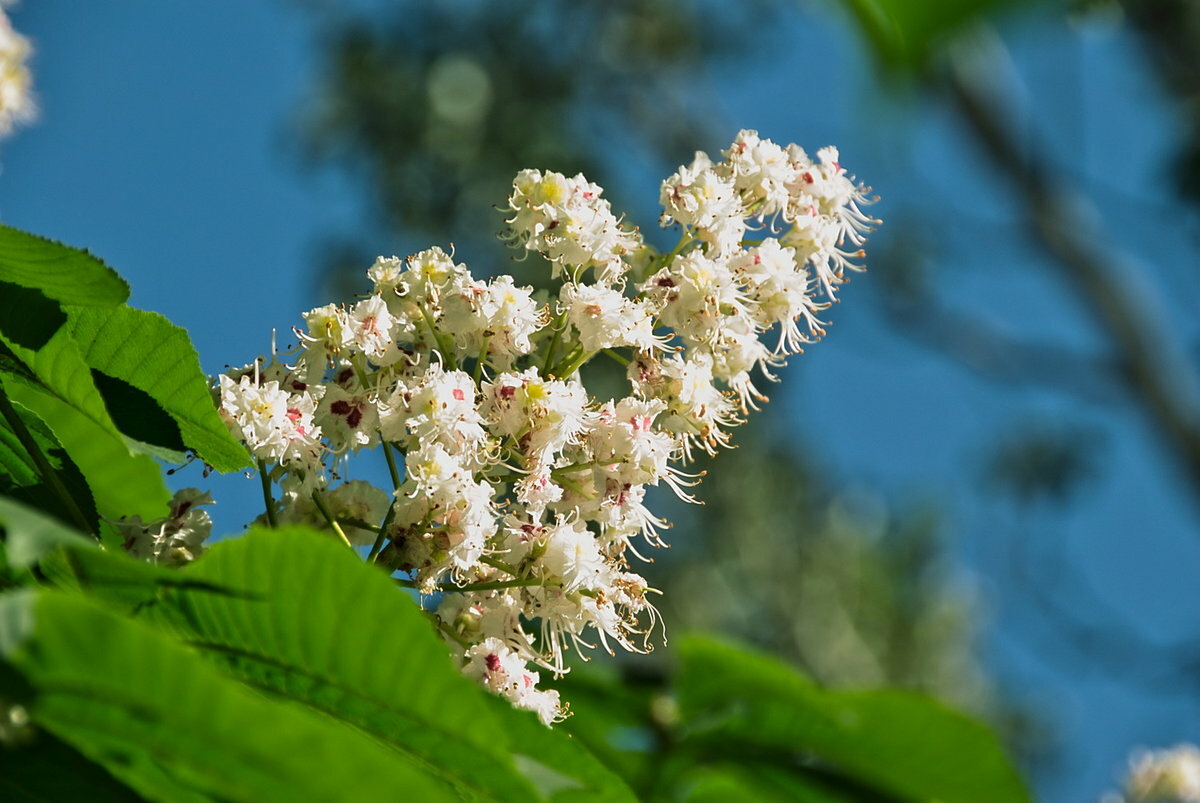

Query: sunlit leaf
left=0, top=224, right=128, bottom=307
left=145, top=527, right=635, bottom=802
left=66, top=305, right=250, bottom=473
left=0, top=588, right=462, bottom=802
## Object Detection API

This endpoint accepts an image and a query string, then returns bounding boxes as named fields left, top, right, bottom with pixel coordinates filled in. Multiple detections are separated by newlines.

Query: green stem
left=554, top=347, right=597, bottom=379
left=656, top=229, right=693, bottom=274
left=432, top=616, right=472, bottom=649
left=473, top=334, right=491, bottom=384
left=0, top=382, right=95, bottom=536
left=311, top=490, right=353, bottom=549
left=381, top=439, right=402, bottom=491
left=541, top=311, right=567, bottom=373
left=480, top=554, right=522, bottom=576
left=602, top=348, right=630, bottom=366
left=551, top=461, right=594, bottom=477
left=555, top=475, right=595, bottom=500
left=397, top=576, right=544, bottom=593
left=257, top=460, right=278, bottom=529
left=350, top=354, right=372, bottom=388
left=418, top=304, right=457, bottom=370
left=368, top=502, right=396, bottom=564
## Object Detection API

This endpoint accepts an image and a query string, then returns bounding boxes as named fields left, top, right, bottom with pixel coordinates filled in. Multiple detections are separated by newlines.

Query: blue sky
left=5, top=3, right=1199, bottom=799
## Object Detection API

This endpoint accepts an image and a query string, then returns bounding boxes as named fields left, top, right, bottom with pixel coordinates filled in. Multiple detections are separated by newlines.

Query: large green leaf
left=143, top=527, right=634, bottom=802
left=0, top=660, right=140, bottom=803
left=0, top=327, right=169, bottom=522
left=0, top=224, right=128, bottom=307
left=0, top=588, right=462, bottom=802
left=676, top=638, right=1029, bottom=803
left=66, top=305, right=250, bottom=472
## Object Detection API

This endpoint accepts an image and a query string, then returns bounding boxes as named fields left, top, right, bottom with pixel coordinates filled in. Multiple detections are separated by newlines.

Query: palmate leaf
left=66, top=304, right=250, bottom=472
left=139, top=527, right=634, bottom=802
left=676, top=638, right=1029, bottom=803
left=0, top=588, right=462, bottom=802
left=0, top=224, right=128, bottom=307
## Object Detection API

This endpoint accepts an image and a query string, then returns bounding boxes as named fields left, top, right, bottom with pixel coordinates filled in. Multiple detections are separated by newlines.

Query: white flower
left=507, top=169, right=639, bottom=284
left=641, top=251, right=747, bottom=348
left=481, top=368, right=592, bottom=465
left=722, top=129, right=794, bottom=218
left=538, top=516, right=606, bottom=592
left=314, top=383, right=378, bottom=452
left=298, top=304, right=352, bottom=381
left=560, top=283, right=662, bottom=354
left=120, top=489, right=214, bottom=567
left=463, top=637, right=564, bottom=726
left=730, top=238, right=825, bottom=355
left=1121, top=744, right=1200, bottom=803
left=483, top=276, right=545, bottom=367
left=660, top=152, right=740, bottom=230
left=223, top=134, right=875, bottom=723
left=348, top=295, right=403, bottom=366
left=381, top=364, right=490, bottom=461
left=219, top=374, right=323, bottom=468
left=0, top=11, right=35, bottom=139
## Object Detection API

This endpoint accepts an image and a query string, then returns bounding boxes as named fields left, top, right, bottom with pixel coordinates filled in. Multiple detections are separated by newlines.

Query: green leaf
left=90, top=369, right=187, bottom=456
left=0, top=497, right=96, bottom=570
left=682, top=763, right=868, bottom=803
left=145, top=527, right=634, bottom=802
left=676, top=637, right=1029, bottom=803
left=0, top=281, right=67, bottom=352
left=0, top=397, right=60, bottom=491
left=840, top=0, right=1030, bottom=73
left=0, top=588, right=462, bottom=802
left=0, top=319, right=170, bottom=522
left=0, top=224, right=129, bottom=307
left=482, top=693, right=639, bottom=803
left=0, top=661, right=141, bottom=803
left=65, top=304, right=250, bottom=472
left=1, top=368, right=169, bottom=523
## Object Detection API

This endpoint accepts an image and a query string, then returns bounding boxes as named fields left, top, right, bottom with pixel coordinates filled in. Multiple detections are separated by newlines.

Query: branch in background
left=883, top=291, right=1125, bottom=406
left=943, top=44, right=1200, bottom=510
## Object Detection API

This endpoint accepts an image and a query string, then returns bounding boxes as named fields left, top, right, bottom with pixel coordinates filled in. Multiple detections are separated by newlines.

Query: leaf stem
left=0, top=382, right=95, bottom=536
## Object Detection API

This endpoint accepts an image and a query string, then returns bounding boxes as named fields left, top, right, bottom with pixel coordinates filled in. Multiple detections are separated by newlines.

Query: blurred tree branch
left=940, top=39, right=1200, bottom=508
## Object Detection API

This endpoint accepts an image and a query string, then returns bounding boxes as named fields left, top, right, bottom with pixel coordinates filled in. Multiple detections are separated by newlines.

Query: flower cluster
left=1107, top=744, right=1200, bottom=803
left=215, top=130, right=876, bottom=724
left=0, top=8, right=34, bottom=139
left=119, top=488, right=215, bottom=567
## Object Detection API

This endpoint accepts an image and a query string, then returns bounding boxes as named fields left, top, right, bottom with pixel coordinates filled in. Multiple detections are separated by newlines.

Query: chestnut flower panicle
left=211, top=130, right=877, bottom=725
